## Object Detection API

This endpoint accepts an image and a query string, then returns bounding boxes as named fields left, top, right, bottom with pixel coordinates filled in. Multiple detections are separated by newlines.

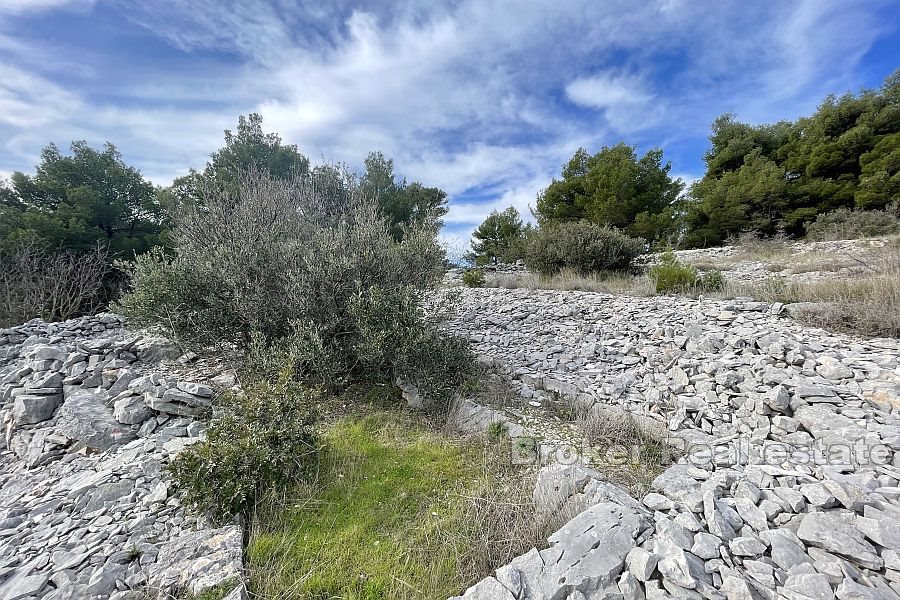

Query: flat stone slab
left=147, top=526, right=243, bottom=597
left=55, top=389, right=136, bottom=450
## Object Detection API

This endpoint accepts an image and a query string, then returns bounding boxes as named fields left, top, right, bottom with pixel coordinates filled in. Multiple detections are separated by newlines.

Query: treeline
left=685, top=70, right=899, bottom=246
left=0, top=114, right=448, bottom=324
left=470, top=69, right=900, bottom=263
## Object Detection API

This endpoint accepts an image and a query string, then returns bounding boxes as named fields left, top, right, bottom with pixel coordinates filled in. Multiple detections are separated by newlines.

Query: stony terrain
left=0, top=316, right=245, bottom=600
left=446, top=287, right=900, bottom=600
left=667, top=238, right=893, bottom=284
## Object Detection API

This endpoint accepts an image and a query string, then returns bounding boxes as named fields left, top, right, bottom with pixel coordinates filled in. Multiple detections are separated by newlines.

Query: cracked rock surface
left=446, top=287, right=900, bottom=600
left=0, top=315, right=245, bottom=600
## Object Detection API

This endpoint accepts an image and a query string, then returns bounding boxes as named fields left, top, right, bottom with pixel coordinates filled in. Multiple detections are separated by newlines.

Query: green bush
left=115, top=169, right=473, bottom=400
left=804, top=203, right=900, bottom=241
left=462, top=268, right=486, bottom=287
left=168, top=365, right=319, bottom=522
left=525, top=221, right=644, bottom=276
left=650, top=252, right=698, bottom=293
left=698, top=269, right=725, bottom=292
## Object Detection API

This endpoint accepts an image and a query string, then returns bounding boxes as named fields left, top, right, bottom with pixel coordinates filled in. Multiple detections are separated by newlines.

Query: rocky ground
left=0, top=316, right=245, bottom=600
left=668, top=238, right=894, bottom=284
left=445, top=287, right=900, bottom=600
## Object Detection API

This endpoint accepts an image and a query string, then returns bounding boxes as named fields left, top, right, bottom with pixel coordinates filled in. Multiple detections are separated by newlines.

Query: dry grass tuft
left=575, top=405, right=672, bottom=497
left=716, top=244, right=900, bottom=337
left=487, top=268, right=655, bottom=296
left=726, top=231, right=793, bottom=262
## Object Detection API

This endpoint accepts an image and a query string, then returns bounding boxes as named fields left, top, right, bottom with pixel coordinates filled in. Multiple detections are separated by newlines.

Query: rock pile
left=445, top=261, right=529, bottom=285
left=662, top=238, right=892, bottom=284
left=0, top=315, right=244, bottom=599
left=446, top=287, right=900, bottom=600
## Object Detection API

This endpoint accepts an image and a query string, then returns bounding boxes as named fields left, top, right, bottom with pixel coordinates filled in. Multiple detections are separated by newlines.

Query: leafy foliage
left=470, top=206, right=528, bottom=265
left=165, top=113, right=310, bottom=209
left=804, top=203, right=900, bottom=241
left=525, top=221, right=644, bottom=276
left=535, top=144, right=684, bottom=243
left=684, top=70, right=900, bottom=246
left=0, top=142, right=161, bottom=256
left=698, top=269, right=726, bottom=293
left=116, top=169, right=473, bottom=401
left=462, top=268, right=486, bottom=287
left=360, top=151, right=448, bottom=240
left=650, top=252, right=699, bottom=293
left=168, top=368, right=319, bottom=522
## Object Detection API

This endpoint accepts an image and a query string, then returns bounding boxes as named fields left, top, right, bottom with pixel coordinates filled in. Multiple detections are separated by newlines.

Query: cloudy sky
left=1, top=0, right=899, bottom=251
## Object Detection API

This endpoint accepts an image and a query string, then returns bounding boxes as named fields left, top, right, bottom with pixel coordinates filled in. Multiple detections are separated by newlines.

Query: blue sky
left=1, top=0, right=899, bottom=254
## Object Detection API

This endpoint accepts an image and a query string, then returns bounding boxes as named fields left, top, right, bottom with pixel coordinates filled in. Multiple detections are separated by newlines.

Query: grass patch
left=577, top=407, right=671, bottom=497
left=487, top=268, right=655, bottom=295
left=715, top=245, right=900, bottom=337
left=246, top=411, right=542, bottom=599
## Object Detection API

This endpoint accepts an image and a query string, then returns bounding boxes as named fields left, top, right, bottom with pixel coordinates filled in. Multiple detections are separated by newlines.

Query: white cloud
left=0, top=0, right=895, bottom=241
left=566, top=73, right=652, bottom=110
left=0, top=64, right=81, bottom=129
left=565, top=72, right=660, bottom=133
left=0, top=0, right=93, bottom=14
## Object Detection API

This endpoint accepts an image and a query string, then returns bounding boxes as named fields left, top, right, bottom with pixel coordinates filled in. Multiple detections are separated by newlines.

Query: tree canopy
left=0, top=141, right=161, bottom=256
left=166, top=113, right=310, bottom=208
left=683, top=69, right=900, bottom=247
left=360, top=151, right=448, bottom=240
left=535, top=143, right=684, bottom=243
left=469, top=206, right=528, bottom=265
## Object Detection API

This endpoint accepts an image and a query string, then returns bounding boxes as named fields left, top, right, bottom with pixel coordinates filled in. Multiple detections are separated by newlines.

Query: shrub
left=650, top=252, right=698, bottom=293
left=168, top=365, right=319, bottom=522
left=462, top=268, right=485, bottom=287
left=698, top=269, right=725, bottom=292
left=525, top=221, right=644, bottom=276
left=0, top=241, right=110, bottom=327
left=804, top=203, right=900, bottom=241
left=116, top=169, right=473, bottom=400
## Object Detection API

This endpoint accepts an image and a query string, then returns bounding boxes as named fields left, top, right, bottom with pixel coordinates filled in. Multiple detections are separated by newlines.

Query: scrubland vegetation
left=0, top=68, right=898, bottom=599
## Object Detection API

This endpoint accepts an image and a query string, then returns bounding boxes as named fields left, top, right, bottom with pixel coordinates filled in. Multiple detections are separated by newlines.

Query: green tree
left=683, top=150, right=788, bottom=247
left=535, top=143, right=683, bottom=243
left=855, top=132, right=900, bottom=209
left=360, top=151, right=448, bottom=240
left=168, top=113, right=310, bottom=208
left=685, top=69, right=900, bottom=245
left=470, top=206, right=527, bottom=265
left=0, top=141, right=161, bottom=256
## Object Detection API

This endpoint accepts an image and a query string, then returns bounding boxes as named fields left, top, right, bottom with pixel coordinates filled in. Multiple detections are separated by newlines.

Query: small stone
left=729, top=536, right=767, bottom=556
left=691, top=532, right=722, bottom=559
left=176, top=382, right=214, bottom=398
left=626, top=547, right=660, bottom=582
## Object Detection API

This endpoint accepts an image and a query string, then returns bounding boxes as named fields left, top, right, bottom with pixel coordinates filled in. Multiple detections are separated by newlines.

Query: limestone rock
left=55, top=389, right=136, bottom=450
left=12, top=393, right=62, bottom=425
left=147, top=526, right=243, bottom=597
left=797, top=512, right=882, bottom=570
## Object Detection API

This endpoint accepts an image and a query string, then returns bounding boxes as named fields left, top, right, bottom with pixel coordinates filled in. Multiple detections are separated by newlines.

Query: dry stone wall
left=446, top=288, right=900, bottom=600
left=0, top=315, right=245, bottom=600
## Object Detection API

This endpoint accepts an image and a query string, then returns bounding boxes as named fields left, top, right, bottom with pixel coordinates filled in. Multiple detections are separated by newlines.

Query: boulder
left=113, top=394, right=155, bottom=425
left=147, top=526, right=243, bottom=597
left=55, top=389, right=136, bottom=450
left=797, top=512, right=882, bottom=570
left=12, top=393, right=62, bottom=425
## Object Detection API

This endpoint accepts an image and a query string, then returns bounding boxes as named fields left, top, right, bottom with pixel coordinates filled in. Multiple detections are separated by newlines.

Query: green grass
left=246, top=412, right=540, bottom=599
